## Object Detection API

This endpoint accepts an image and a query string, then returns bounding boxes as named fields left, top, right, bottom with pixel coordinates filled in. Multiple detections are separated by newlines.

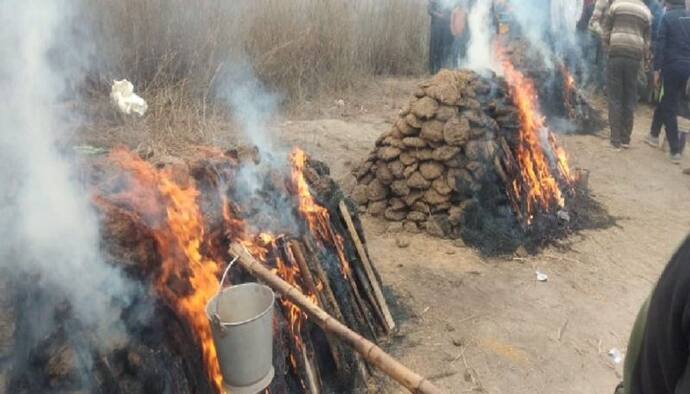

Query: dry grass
left=78, top=0, right=428, bottom=152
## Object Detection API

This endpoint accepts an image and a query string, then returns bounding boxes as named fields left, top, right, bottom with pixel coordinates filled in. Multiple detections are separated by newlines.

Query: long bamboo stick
left=229, top=243, right=443, bottom=394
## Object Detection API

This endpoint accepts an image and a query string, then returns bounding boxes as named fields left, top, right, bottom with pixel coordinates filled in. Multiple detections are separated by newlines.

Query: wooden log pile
left=352, top=69, right=520, bottom=239
left=2, top=147, right=401, bottom=394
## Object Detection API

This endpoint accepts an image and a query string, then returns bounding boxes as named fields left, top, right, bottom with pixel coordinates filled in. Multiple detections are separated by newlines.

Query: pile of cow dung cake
left=351, top=69, right=613, bottom=255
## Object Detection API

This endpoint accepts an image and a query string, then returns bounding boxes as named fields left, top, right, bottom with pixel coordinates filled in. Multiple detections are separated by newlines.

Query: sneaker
left=610, top=143, right=622, bottom=152
left=621, top=143, right=631, bottom=149
left=645, top=135, right=660, bottom=147
left=671, top=153, right=682, bottom=164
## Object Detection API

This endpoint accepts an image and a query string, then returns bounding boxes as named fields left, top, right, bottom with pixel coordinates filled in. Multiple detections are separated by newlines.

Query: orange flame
left=289, top=148, right=351, bottom=278
left=498, top=50, right=573, bottom=223
left=105, top=149, right=224, bottom=393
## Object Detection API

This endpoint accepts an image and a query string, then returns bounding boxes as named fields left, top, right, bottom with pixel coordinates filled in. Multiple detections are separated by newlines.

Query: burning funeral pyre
left=352, top=65, right=610, bottom=255
left=7, top=146, right=397, bottom=393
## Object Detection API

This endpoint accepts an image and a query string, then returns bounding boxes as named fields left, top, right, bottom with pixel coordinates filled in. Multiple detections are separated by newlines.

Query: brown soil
left=278, top=78, right=690, bottom=393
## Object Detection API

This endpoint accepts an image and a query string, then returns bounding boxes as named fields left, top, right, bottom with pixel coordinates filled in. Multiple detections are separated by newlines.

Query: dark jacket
left=654, top=5, right=690, bottom=71
left=628, top=235, right=690, bottom=394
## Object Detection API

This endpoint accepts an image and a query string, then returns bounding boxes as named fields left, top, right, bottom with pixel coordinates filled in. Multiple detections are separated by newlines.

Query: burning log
left=229, top=243, right=441, bottom=394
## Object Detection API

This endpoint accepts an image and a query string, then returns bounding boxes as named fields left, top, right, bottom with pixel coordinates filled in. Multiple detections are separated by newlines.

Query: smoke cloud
left=0, top=0, right=137, bottom=353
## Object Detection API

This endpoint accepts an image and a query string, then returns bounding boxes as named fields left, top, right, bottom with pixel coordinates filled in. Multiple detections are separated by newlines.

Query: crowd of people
left=428, top=0, right=690, bottom=167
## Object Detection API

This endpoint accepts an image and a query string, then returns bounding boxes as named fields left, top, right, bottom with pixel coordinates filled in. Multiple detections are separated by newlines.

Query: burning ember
left=499, top=52, right=574, bottom=224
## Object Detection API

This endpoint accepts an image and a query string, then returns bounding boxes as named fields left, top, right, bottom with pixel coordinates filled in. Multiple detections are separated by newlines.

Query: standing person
left=602, top=0, right=652, bottom=150
left=651, top=0, right=690, bottom=163
left=428, top=0, right=455, bottom=74
left=589, top=0, right=614, bottom=90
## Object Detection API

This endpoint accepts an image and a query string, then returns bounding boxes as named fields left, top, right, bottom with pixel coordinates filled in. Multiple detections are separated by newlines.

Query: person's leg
left=429, top=18, right=442, bottom=73
left=621, top=59, right=641, bottom=146
left=651, top=105, right=663, bottom=137
left=662, top=67, right=684, bottom=155
left=607, top=57, right=625, bottom=147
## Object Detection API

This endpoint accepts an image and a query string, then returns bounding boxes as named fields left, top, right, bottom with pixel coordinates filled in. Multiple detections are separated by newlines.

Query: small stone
left=403, top=190, right=424, bottom=206
left=388, top=160, right=405, bottom=178
left=407, top=171, right=432, bottom=189
left=464, top=140, right=485, bottom=161
left=452, top=336, right=465, bottom=347
left=514, top=245, right=529, bottom=258
left=426, top=218, right=446, bottom=238
left=368, top=201, right=387, bottom=216
left=367, top=179, right=388, bottom=201
left=351, top=184, right=369, bottom=205
left=413, top=149, right=434, bottom=161
left=375, top=162, right=395, bottom=185
left=424, top=188, right=451, bottom=205
left=399, top=152, right=417, bottom=166
left=387, top=222, right=405, bottom=233
left=404, top=221, right=422, bottom=233
left=377, top=146, right=402, bottom=161
left=407, top=211, right=427, bottom=222
left=432, top=146, right=461, bottom=161
left=412, top=201, right=431, bottom=213
left=396, top=118, right=418, bottom=136
left=436, top=105, right=458, bottom=122
left=391, top=180, right=411, bottom=197
left=402, top=137, right=427, bottom=148
left=424, top=70, right=462, bottom=105
left=354, top=160, right=373, bottom=180
left=420, top=119, right=445, bottom=142
left=405, top=113, right=423, bottom=128
left=383, top=136, right=405, bottom=148
left=444, top=116, right=471, bottom=146
left=389, top=198, right=406, bottom=210
left=384, top=208, right=408, bottom=221
left=419, top=161, right=445, bottom=180
left=453, top=239, right=467, bottom=248
left=414, top=87, right=426, bottom=98
left=411, top=96, right=439, bottom=119
left=432, top=177, right=452, bottom=195
left=403, top=163, right=419, bottom=178
left=396, top=237, right=411, bottom=248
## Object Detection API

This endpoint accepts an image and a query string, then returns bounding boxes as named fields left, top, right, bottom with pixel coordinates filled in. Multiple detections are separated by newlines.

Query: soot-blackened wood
left=338, top=201, right=395, bottom=333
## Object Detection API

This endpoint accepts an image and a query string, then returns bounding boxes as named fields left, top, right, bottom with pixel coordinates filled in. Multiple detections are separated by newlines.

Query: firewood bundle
left=352, top=69, right=521, bottom=239
left=5, top=147, right=397, bottom=394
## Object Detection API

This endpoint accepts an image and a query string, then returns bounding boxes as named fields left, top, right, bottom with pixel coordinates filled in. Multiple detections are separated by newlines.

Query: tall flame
left=104, top=149, right=224, bottom=392
left=289, top=148, right=351, bottom=278
left=498, top=49, right=573, bottom=223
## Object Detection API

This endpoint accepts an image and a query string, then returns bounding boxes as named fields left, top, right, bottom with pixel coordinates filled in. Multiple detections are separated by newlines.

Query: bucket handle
left=211, top=255, right=239, bottom=328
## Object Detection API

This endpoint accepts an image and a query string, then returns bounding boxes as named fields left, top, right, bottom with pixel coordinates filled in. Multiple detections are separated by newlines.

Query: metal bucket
left=207, top=282, right=275, bottom=393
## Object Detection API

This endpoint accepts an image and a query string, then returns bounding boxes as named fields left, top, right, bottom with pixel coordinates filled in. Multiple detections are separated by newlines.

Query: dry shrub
left=78, top=0, right=428, bottom=152
left=87, top=0, right=428, bottom=101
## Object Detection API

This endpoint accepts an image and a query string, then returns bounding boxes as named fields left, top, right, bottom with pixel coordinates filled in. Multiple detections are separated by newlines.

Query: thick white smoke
left=460, top=0, right=496, bottom=72
left=0, top=0, right=136, bottom=350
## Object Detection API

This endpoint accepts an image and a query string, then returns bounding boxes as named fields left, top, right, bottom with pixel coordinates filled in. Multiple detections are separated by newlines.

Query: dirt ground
left=276, top=77, right=690, bottom=393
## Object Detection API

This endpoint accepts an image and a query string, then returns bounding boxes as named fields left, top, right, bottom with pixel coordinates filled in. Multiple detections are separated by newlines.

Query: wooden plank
left=338, top=201, right=396, bottom=332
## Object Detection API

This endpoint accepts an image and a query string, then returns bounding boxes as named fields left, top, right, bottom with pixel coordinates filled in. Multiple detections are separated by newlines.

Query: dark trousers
left=661, top=62, right=690, bottom=154
left=608, top=56, right=641, bottom=146
left=429, top=16, right=453, bottom=74
left=651, top=105, right=663, bottom=137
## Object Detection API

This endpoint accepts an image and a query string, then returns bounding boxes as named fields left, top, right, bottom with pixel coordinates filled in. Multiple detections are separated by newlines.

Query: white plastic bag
left=110, top=79, right=148, bottom=117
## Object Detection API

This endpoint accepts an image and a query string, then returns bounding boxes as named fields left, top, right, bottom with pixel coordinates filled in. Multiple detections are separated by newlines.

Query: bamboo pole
left=229, top=243, right=443, bottom=394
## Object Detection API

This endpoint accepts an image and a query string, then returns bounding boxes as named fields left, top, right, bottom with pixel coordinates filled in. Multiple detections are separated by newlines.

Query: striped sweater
left=603, top=0, right=652, bottom=60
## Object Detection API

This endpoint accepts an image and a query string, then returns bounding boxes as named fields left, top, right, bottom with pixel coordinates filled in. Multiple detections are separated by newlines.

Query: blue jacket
left=655, top=5, right=690, bottom=71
